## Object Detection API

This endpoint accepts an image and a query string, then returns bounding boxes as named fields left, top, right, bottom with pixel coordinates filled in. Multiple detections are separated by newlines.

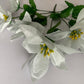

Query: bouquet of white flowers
left=1, top=0, right=84, bottom=81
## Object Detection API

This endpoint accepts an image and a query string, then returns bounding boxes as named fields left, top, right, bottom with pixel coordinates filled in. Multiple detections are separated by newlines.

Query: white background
left=0, top=0, right=84, bottom=84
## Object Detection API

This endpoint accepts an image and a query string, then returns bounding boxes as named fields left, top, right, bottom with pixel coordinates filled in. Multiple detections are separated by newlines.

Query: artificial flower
left=0, top=0, right=21, bottom=32
left=0, top=6, right=12, bottom=32
left=10, top=12, right=80, bottom=80
left=47, top=8, right=84, bottom=51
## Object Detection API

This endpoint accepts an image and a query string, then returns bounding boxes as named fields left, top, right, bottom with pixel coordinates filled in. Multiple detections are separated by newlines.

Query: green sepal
left=72, top=5, right=84, bottom=19
left=60, top=7, right=73, bottom=18
left=65, top=1, right=74, bottom=7
left=23, top=4, right=36, bottom=15
left=69, top=19, right=76, bottom=27
left=33, top=13, right=47, bottom=26
left=29, top=0, right=36, bottom=9
left=19, top=11, right=26, bottom=20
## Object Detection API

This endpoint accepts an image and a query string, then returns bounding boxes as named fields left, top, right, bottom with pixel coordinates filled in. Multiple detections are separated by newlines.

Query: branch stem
left=61, top=18, right=70, bottom=28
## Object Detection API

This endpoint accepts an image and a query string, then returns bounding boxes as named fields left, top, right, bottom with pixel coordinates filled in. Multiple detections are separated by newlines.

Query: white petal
left=77, top=8, right=84, bottom=23
left=81, top=35, right=84, bottom=40
left=56, top=44, right=80, bottom=55
left=9, top=0, right=20, bottom=13
left=80, top=44, right=84, bottom=52
left=0, top=12, right=4, bottom=20
left=30, top=52, right=49, bottom=80
left=0, top=22, right=10, bottom=32
left=8, top=19, right=29, bottom=33
left=58, top=38, right=72, bottom=47
left=20, top=24, right=43, bottom=44
left=0, top=6, right=6, bottom=15
left=11, top=32, right=23, bottom=40
left=71, top=39, right=81, bottom=49
left=70, top=21, right=84, bottom=31
left=78, top=38, right=84, bottom=52
left=22, top=39, right=40, bottom=53
left=7, top=24, right=19, bottom=33
left=30, top=22, right=45, bottom=33
left=15, top=19, right=23, bottom=24
left=8, top=20, right=23, bottom=33
left=47, top=31, right=70, bottom=41
left=50, top=48, right=65, bottom=67
left=7, top=11, right=12, bottom=22
left=23, top=12, right=32, bottom=22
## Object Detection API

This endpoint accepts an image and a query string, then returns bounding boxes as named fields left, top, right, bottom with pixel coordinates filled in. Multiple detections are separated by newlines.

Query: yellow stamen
left=46, top=47, right=49, bottom=54
left=74, top=30, right=76, bottom=33
left=50, top=49, right=54, bottom=53
left=81, top=32, right=84, bottom=34
left=3, top=14, right=8, bottom=21
left=41, top=48, right=43, bottom=51
left=72, top=37, right=74, bottom=40
left=75, top=36, right=77, bottom=40
left=78, top=35, right=81, bottom=38
left=75, top=33, right=77, bottom=35
left=69, top=36, right=72, bottom=38
left=41, top=50, right=43, bottom=54
left=69, top=29, right=84, bottom=40
left=78, top=29, right=81, bottom=31
left=43, top=43, right=46, bottom=47
left=44, top=53, right=46, bottom=57
left=40, top=43, right=54, bottom=57
left=47, top=53, right=50, bottom=56
left=40, top=44, right=43, bottom=47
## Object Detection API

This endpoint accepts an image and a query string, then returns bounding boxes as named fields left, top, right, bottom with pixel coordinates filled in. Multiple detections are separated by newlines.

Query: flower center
left=69, top=29, right=84, bottom=40
left=40, top=43, right=54, bottom=57
left=3, top=14, right=8, bottom=21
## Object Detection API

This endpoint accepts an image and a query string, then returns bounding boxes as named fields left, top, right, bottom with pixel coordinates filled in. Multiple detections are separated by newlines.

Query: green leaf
left=72, top=5, right=84, bottom=19
left=50, top=13, right=60, bottom=20
left=33, top=14, right=47, bottom=26
left=69, top=19, right=76, bottom=27
left=47, top=21, right=61, bottom=34
left=29, top=0, right=36, bottom=9
left=65, top=1, right=74, bottom=7
left=60, top=7, right=73, bottom=18
left=19, top=11, right=26, bottom=20
left=23, top=4, right=36, bottom=15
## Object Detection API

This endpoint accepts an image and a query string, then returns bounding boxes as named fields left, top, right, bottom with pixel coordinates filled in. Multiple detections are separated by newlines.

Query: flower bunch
left=1, top=0, right=84, bottom=81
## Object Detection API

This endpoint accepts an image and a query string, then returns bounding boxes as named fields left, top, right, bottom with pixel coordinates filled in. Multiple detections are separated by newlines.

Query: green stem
left=61, top=18, right=70, bottom=28
left=20, top=7, right=23, bottom=9
left=45, top=36, right=55, bottom=43
left=39, top=12, right=50, bottom=14
left=12, top=16, right=19, bottom=19
left=65, top=18, right=70, bottom=20
left=50, top=19, right=53, bottom=28
left=37, top=9, right=52, bottom=13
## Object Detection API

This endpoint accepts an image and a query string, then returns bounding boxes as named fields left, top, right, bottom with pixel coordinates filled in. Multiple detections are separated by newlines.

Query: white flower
left=47, top=9, right=84, bottom=51
left=9, top=0, right=20, bottom=13
left=10, top=12, right=80, bottom=80
left=16, top=24, right=80, bottom=80
left=0, top=6, right=12, bottom=32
